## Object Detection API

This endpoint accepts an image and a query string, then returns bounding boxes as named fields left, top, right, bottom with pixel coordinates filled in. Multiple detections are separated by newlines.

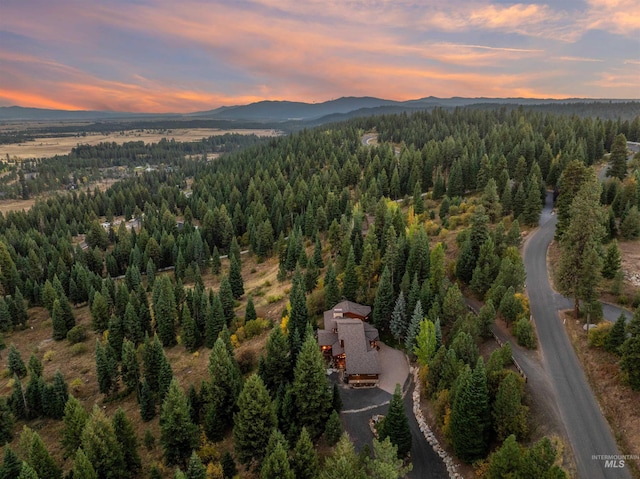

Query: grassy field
left=0, top=128, right=281, bottom=160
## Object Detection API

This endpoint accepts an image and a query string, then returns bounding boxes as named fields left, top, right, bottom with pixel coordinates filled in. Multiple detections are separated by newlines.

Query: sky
left=1, top=0, right=639, bottom=113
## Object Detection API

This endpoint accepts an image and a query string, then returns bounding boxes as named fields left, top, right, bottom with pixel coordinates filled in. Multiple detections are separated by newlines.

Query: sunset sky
left=1, top=0, right=639, bottom=112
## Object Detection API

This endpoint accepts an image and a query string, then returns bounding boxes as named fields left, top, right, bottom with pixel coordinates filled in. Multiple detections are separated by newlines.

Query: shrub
left=43, top=350, right=55, bottom=362
left=244, top=318, right=270, bottom=340
left=70, top=378, right=83, bottom=392
left=144, top=429, right=155, bottom=450
left=588, top=322, right=612, bottom=348
left=71, top=343, right=87, bottom=356
left=236, top=349, right=256, bottom=375
left=66, top=325, right=87, bottom=344
left=514, top=318, right=536, bottom=349
left=266, top=294, right=283, bottom=304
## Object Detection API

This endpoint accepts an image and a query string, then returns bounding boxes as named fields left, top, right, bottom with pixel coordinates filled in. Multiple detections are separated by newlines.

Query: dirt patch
left=563, top=310, right=640, bottom=478
left=0, top=128, right=282, bottom=160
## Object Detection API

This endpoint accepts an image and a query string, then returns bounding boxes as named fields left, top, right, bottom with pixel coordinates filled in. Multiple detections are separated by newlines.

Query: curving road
left=524, top=192, right=631, bottom=479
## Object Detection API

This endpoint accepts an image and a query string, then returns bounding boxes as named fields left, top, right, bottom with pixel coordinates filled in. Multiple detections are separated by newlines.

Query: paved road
left=524, top=192, right=631, bottom=479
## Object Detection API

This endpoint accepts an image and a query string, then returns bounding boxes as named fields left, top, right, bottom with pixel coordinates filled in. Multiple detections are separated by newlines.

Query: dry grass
left=0, top=128, right=282, bottom=160
left=563, top=311, right=640, bottom=478
left=0, top=253, right=291, bottom=477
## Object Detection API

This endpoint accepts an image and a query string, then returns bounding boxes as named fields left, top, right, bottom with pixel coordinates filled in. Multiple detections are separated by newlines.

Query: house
left=317, top=300, right=380, bottom=387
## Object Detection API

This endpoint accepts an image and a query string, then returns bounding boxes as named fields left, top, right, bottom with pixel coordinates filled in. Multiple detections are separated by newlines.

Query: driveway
left=335, top=341, right=448, bottom=478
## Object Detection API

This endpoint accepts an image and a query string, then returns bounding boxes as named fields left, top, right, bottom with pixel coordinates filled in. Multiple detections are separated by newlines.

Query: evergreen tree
left=154, top=276, right=178, bottom=346
left=555, top=160, right=591, bottom=240
left=373, top=266, right=394, bottom=331
left=259, top=325, right=291, bottom=394
left=73, top=448, right=98, bottom=479
left=324, top=409, right=343, bottom=446
left=17, top=462, right=38, bottom=479
left=181, top=304, right=199, bottom=352
left=324, top=261, right=340, bottom=310
left=607, top=133, right=628, bottom=180
left=245, top=296, right=257, bottom=323
left=477, top=299, right=496, bottom=338
left=481, top=178, right=502, bottom=223
left=95, top=340, right=117, bottom=396
left=288, top=271, right=309, bottom=357
left=107, top=314, right=124, bottom=361
left=604, top=313, right=627, bottom=354
left=449, top=359, right=490, bottom=463
left=28, top=431, right=62, bottom=479
left=261, top=439, right=294, bottom=479
left=293, top=335, right=332, bottom=439
left=487, top=434, right=522, bottom=478
left=205, top=293, right=225, bottom=348
left=379, top=384, right=411, bottom=459
left=602, top=240, right=622, bottom=279
left=91, top=291, right=110, bottom=333
left=120, top=338, right=140, bottom=394
left=321, top=433, right=366, bottom=479
left=185, top=450, right=207, bottom=479
left=405, top=300, right=423, bottom=352
left=48, top=370, right=68, bottom=420
left=51, top=299, right=68, bottom=340
left=390, top=292, right=408, bottom=343
left=291, top=427, right=319, bottom=479
left=112, top=408, right=141, bottom=475
left=219, top=275, right=235, bottom=326
left=0, top=398, right=14, bottom=446
left=0, top=447, right=22, bottom=479
left=365, top=437, right=413, bottom=479
left=413, top=180, right=425, bottom=215
left=160, top=379, right=199, bottom=468
left=0, top=298, right=11, bottom=333
left=620, top=205, right=640, bottom=239
left=205, top=337, right=242, bottom=441
left=123, top=302, right=143, bottom=345
left=447, top=160, right=465, bottom=197
left=492, top=372, right=528, bottom=442
left=522, top=180, right=542, bottom=226
left=229, top=256, right=245, bottom=299
left=233, top=374, right=277, bottom=468
left=341, top=246, right=358, bottom=302
left=81, top=407, right=127, bottom=479
left=61, top=396, right=88, bottom=459
left=139, top=380, right=156, bottom=421
left=620, top=335, right=640, bottom=391
left=312, top=237, right=324, bottom=268
left=221, top=452, right=237, bottom=479
left=8, top=345, right=26, bottom=378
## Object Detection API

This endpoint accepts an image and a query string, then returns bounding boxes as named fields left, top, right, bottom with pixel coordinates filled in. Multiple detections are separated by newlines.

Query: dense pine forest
left=0, top=105, right=639, bottom=478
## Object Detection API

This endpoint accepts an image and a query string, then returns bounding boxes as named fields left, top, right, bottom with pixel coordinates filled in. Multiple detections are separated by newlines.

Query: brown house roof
left=323, top=300, right=372, bottom=330
left=335, top=318, right=379, bottom=375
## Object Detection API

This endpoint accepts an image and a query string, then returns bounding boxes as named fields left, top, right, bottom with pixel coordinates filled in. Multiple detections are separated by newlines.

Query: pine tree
left=112, top=408, right=141, bottom=475
left=73, top=448, right=98, bottom=479
left=206, top=337, right=243, bottom=441
left=154, top=277, right=178, bottom=346
left=477, top=299, right=496, bottom=338
left=95, top=340, right=117, bottom=396
left=123, top=302, right=143, bottom=345
left=324, top=409, right=343, bottom=446
left=341, top=246, right=358, bottom=302
left=404, top=300, right=423, bottom=352
left=181, top=304, right=199, bottom=352
left=229, top=256, right=244, bottom=299
left=324, top=261, right=340, bottom=310
left=604, top=313, right=627, bottom=354
left=321, top=433, right=366, bottom=479
left=107, top=314, right=124, bottom=361
left=0, top=398, right=14, bottom=446
left=185, top=450, right=206, bottom=479
left=91, top=291, right=110, bottom=333
left=447, top=160, right=465, bottom=197
left=261, top=438, right=294, bottom=479
left=522, top=180, right=542, bottom=226
left=48, top=370, right=68, bottom=420
left=0, top=447, right=22, bottom=479
left=379, top=384, right=411, bottom=458
left=219, top=275, right=235, bottom=326
left=602, top=240, right=622, bottom=279
left=120, top=338, right=140, bottom=394
left=17, top=462, right=38, bottom=479
left=29, top=430, right=62, bottom=479
left=621, top=205, right=640, bottom=239
left=293, top=335, right=332, bottom=439
left=81, top=407, right=127, bottom=479
left=607, top=133, right=628, bottom=180
left=221, top=452, right=237, bottom=479
left=51, top=299, right=68, bottom=340
left=288, top=271, right=309, bottom=356
left=389, top=292, right=407, bottom=343
left=373, top=266, right=393, bottom=331
left=487, top=434, right=522, bottom=478
left=290, top=427, right=319, bottom=479
left=139, top=380, right=156, bottom=421
left=259, top=325, right=291, bottom=394
left=620, top=335, right=640, bottom=391
left=61, top=396, right=88, bottom=459
left=9, top=346, right=26, bottom=379
left=450, top=359, right=490, bottom=463
left=245, top=296, right=257, bottom=323
left=205, top=292, right=225, bottom=348
left=160, top=379, right=199, bottom=468
left=27, top=354, right=42, bottom=378
left=233, top=374, right=277, bottom=468
left=492, top=372, right=528, bottom=442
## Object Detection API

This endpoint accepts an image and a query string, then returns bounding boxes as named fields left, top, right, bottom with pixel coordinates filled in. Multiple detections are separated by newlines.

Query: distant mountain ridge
left=2, top=96, right=639, bottom=123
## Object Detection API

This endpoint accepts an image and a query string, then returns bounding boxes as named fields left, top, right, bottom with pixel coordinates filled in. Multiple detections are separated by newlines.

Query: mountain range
left=2, top=96, right=639, bottom=124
